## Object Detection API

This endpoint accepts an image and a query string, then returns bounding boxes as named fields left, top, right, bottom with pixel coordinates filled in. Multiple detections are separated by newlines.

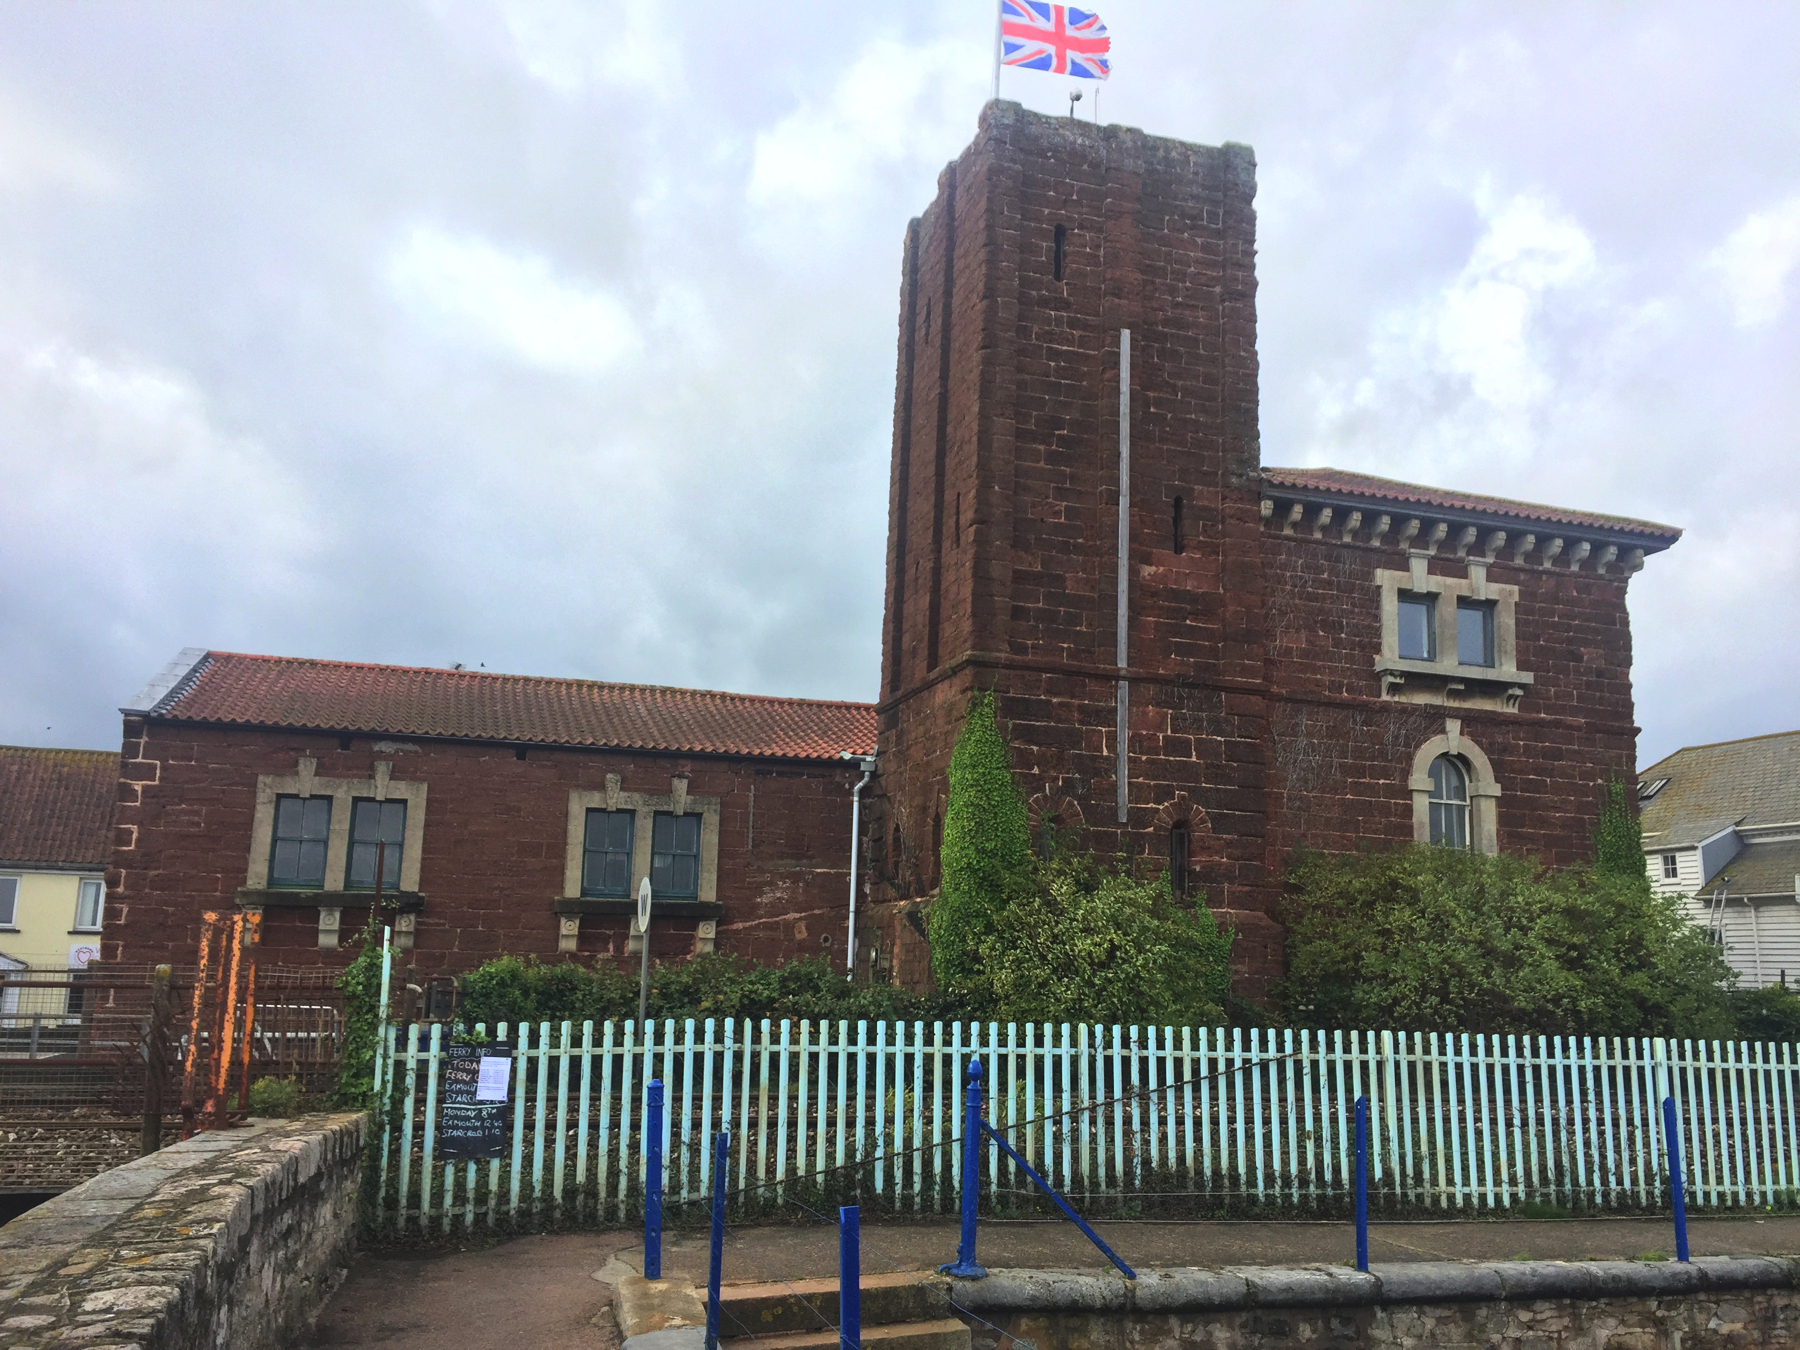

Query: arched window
left=1038, top=814, right=1059, bottom=860
left=1172, top=496, right=1185, bottom=555
left=1428, top=755, right=1470, bottom=849
left=1169, top=821, right=1191, bottom=901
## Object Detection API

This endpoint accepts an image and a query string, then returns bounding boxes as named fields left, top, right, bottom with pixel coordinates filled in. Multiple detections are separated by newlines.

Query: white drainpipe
left=844, top=754, right=877, bottom=980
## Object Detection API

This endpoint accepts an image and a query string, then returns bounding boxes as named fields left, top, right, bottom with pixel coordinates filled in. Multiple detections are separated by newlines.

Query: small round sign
left=637, top=877, right=652, bottom=932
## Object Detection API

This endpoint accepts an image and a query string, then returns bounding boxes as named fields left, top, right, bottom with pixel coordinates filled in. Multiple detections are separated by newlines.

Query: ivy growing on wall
left=926, top=689, right=1033, bottom=993
left=333, top=920, right=386, bottom=1109
left=1594, top=772, right=1648, bottom=881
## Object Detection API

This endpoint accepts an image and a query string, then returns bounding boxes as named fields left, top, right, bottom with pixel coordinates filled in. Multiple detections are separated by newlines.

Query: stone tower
left=868, top=100, right=1284, bottom=993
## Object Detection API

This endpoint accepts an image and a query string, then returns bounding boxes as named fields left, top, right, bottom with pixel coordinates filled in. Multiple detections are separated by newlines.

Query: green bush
left=248, top=1076, right=303, bottom=1118
left=928, top=690, right=1032, bottom=992
left=1273, top=846, right=1736, bottom=1037
left=1727, top=984, right=1800, bottom=1042
left=974, top=852, right=1233, bottom=1027
left=332, top=920, right=385, bottom=1108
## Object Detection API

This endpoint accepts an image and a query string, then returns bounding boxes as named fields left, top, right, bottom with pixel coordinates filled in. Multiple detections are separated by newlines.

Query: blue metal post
left=1354, top=1095, right=1369, bottom=1272
left=939, top=1059, right=987, bottom=1278
left=1663, top=1096, right=1689, bottom=1263
left=646, top=1079, right=664, bottom=1279
left=706, top=1131, right=728, bottom=1350
left=839, top=1205, right=862, bottom=1350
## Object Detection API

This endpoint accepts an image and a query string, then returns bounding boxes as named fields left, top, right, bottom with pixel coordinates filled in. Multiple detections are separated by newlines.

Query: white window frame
left=1408, top=720, right=1501, bottom=855
left=0, top=876, right=17, bottom=928
left=74, top=878, right=104, bottom=932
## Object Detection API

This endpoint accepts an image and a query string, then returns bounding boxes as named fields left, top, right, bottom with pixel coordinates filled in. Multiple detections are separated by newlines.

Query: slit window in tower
left=1053, top=224, right=1066, bottom=281
left=1173, top=496, right=1185, bottom=554
left=1170, top=821, right=1191, bottom=901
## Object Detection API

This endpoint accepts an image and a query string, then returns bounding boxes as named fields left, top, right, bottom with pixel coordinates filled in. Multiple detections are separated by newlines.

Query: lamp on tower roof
left=1068, top=89, right=1082, bottom=118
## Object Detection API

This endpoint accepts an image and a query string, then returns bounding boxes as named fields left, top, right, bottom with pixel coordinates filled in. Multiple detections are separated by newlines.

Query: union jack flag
left=1001, top=1, right=1111, bottom=79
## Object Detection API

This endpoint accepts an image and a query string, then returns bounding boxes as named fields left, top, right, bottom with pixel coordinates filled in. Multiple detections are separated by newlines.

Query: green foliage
left=1274, top=846, right=1736, bottom=1038
left=456, top=952, right=951, bottom=1031
left=1594, top=773, right=1648, bottom=880
left=972, top=853, right=1233, bottom=1026
left=333, top=920, right=386, bottom=1109
left=928, top=690, right=1032, bottom=991
left=248, top=1076, right=303, bottom=1118
left=1726, top=984, right=1800, bottom=1042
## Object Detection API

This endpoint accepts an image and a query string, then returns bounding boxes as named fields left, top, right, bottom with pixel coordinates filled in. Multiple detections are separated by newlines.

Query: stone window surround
left=1376, top=554, right=1534, bottom=710
left=1409, top=720, right=1500, bottom=856
left=557, top=774, right=721, bottom=955
left=241, top=757, right=428, bottom=951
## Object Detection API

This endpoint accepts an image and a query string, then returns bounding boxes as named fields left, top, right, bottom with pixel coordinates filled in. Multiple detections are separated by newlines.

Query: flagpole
left=992, top=0, right=1003, bottom=102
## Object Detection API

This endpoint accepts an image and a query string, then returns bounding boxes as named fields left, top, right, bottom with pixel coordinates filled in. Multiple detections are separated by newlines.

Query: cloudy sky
left=0, top=1, right=1794, bottom=768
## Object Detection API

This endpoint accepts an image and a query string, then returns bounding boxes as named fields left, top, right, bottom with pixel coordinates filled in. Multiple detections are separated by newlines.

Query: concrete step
left=720, top=1318, right=970, bottom=1350
left=717, top=1273, right=942, bottom=1335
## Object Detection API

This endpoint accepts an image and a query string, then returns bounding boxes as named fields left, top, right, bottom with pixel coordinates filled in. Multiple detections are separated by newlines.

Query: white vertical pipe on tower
left=1116, top=328, right=1131, bottom=826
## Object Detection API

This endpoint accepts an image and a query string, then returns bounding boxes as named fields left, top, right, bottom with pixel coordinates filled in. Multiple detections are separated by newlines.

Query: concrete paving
left=306, top=1215, right=1800, bottom=1348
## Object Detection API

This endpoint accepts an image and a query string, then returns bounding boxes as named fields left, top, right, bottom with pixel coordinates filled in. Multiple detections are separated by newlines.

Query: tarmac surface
left=307, top=1214, right=1800, bottom=1349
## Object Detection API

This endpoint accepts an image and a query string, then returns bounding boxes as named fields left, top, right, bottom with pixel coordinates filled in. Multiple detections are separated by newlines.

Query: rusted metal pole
left=236, top=910, right=261, bottom=1118
left=180, top=914, right=219, bottom=1139
left=142, top=963, right=172, bottom=1155
left=208, top=914, right=245, bottom=1130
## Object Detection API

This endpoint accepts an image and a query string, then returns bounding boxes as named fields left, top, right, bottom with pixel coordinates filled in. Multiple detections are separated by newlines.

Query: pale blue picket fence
left=369, top=1018, right=1800, bottom=1233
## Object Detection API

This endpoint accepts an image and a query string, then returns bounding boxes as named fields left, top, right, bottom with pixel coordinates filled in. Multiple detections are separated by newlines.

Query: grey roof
left=1638, top=731, right=1800, bottom=848
left=1698, top=839, right=1800, bottom=899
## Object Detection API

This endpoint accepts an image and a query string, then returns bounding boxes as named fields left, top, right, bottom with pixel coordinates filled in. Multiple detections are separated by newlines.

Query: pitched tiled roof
left=0, top=747, right=119, bottom=868
left=1261, top=468, right=1682, bottom=543
left=1697, top=839, right=1800, bottom=899
left=1639, top=731, right=1800, bottom=848
left=140, top=652, right=877, bottom=761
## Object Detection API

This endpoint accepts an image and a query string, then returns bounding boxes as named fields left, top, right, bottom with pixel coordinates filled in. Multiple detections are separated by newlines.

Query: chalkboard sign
left=438, top=1041, right=513, bottom=1160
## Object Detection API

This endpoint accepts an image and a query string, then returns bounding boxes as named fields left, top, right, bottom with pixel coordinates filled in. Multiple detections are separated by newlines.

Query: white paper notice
left=476, top=1056, right=512, bottom=1102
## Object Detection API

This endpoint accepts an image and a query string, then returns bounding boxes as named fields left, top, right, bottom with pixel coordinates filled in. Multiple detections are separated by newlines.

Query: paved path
left=307, top=1216, right=1800, bottom=1349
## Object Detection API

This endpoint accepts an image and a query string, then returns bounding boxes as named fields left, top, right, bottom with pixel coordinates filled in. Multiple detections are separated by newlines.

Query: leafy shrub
left=248, top=1076, right=303, bottom=1118
left=1726, top=984, right=1800, bottom=1042
left=332, top=920, right=385, bottom=1108
left=1594, top=774, right=1648, bottom=881
left=974, top=852, right=1233, bottom=1027
left=1274, top=846, right=1736, bottom=1037
left=928, top=690, right=1032, bottom=992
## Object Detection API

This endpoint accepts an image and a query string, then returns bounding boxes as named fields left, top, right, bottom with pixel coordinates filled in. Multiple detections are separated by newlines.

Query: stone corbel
left=1540, top=537, right=1565, bottom=568
left=1504, top=686, right=1527, bottom=712
left=695, top=920, right=717, bottom=956
left=1259, top=497, right=1273, bottom=523
left=558, top=915, right=580, bottom=955
left=671, top=777, right=689, bottom=816
left=1368, top=514, right=1391, bottom=547
left=296, top=756, right=317, bottom=798
left=1566, top=540, right=1591, bottom=572
left=1381, top=670, right=1407, bottom=699
left=1421, top=521, right=1449, bottom=555
left=605, top=773, right=621, bottom=810
left=318, top=906, right=341, bottom=952
left=1482, top=530, right=1507, bottom=561
left=1595, top=544, right=1619, bottom=575
left=1396, top=518, right=1421, bottom=550
left=1625, top=548, right=1646, bottom=574
left=627, top=914, right=646, bottom=956
left=1310, top=506, right=1333, bottom=538
left=1510, top=533, right=1537, bottom=565
left=1282, top=502, right=1304, bottom=535
left=394, top=911, right=416, bottom=953
left=1452, top=525, right=1478, bottom=558
left=1339, top=510, right=1363, bottom=543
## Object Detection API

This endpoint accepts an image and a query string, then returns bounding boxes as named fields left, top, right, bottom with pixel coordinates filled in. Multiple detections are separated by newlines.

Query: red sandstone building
left=103, top=105, right=1680, bottom=995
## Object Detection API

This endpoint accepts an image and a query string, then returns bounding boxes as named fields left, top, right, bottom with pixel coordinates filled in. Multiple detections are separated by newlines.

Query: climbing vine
left=1593, top=772, right=1647, bottom=881
left=333, top=919, right=386, bottom=1109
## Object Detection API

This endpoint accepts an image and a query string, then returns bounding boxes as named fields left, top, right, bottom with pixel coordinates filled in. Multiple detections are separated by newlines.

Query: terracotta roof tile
left=1261, top=468, right=1682, bottom=542
left=0, top=747, right=119, bottom=868
left=148, top=653, right=877, bottom=761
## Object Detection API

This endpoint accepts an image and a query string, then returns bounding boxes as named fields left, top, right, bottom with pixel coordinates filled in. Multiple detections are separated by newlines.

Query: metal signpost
left=637, top=878, right=653, bottom=1027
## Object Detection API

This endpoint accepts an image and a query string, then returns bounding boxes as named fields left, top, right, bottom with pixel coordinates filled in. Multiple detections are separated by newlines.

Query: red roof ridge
left=199, top=650, right=877, bottom=712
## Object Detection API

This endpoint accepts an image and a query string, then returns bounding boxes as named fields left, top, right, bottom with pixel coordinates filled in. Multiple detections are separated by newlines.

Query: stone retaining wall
left=0, top=1113, right=364, bottom=1350
left=953, top=1258, right=1800, bottom=1348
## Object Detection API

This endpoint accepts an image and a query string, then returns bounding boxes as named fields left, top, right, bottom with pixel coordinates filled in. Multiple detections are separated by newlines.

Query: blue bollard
left=646, top=1079, right=664, bottom=1279
left=840, top=1205, right=862, bottom=1350
left=1354, top=1095, right=1369, bottom=1272
left=1663, top=1097, right=1690, bottom=1263
left=939, top=1059, right=987, bottom=1278
left=706, top=1130, right=729, bottom=1350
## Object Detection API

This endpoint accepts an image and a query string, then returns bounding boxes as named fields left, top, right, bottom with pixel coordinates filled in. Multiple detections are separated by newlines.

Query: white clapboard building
left=1639, top=730, right=1800, bottom=988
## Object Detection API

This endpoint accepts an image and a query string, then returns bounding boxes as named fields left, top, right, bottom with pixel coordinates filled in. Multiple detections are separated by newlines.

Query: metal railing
left=369, top=1017, right=1800, bottom=1232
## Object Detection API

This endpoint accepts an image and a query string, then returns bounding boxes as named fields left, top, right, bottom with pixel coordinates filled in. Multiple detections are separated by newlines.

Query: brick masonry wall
left=107, top=719, right=864, bottom=976
left=1264, top=532, right=1640, bottom=867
